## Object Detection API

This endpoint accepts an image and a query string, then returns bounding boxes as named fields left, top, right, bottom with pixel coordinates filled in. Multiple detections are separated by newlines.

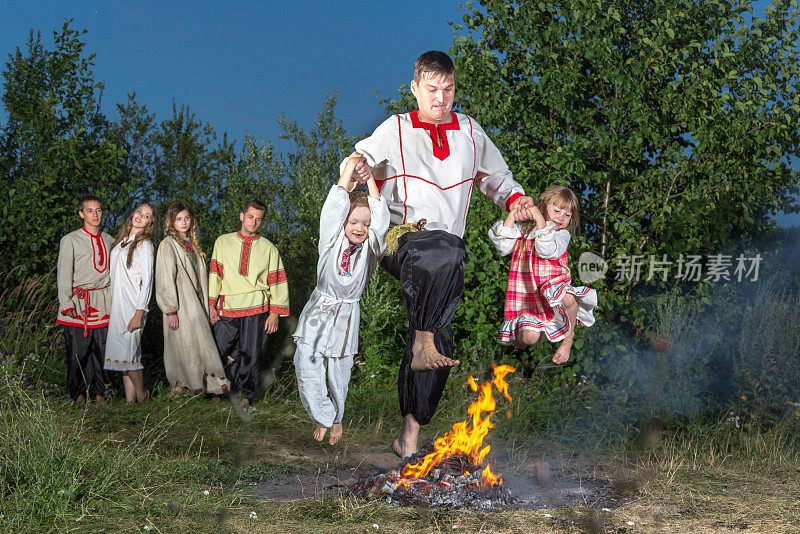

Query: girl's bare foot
left=313, top=422, right=328, bottom=442
left=329, top=423, right=343, bottom=445
left=75, top=394, right=85, bottom=403
left=552, top=346, right=570, bottom=364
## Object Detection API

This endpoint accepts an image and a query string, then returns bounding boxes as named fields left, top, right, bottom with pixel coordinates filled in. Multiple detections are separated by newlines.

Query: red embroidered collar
left=81, top=227, right=107, bottom=273
left=410, top=111, right=460, bottom=161
left=237, top=231, right=260, bottom=242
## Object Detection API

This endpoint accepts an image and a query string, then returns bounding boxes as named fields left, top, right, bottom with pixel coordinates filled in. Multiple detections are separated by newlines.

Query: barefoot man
left=347, top=51, right=534, bottom=457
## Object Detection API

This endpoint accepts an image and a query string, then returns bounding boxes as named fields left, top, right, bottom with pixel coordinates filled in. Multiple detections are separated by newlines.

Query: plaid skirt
left=498, top=238, right=597, bottom=345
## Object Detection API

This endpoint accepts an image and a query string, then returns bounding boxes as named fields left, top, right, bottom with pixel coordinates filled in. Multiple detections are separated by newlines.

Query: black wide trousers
left=213, top=313, right=269, bottom=401
left=63, top=325, right=109, bottom=400
left=381, top=230, right=467, bottom=425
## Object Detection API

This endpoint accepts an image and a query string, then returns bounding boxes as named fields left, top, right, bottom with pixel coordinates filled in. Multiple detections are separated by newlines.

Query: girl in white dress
left=293, top=156, right=390, bottom=445
left=105, top=204, right=157, bottom=403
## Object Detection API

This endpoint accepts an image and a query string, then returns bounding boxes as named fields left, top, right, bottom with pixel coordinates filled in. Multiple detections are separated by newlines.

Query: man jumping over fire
left=347, top=50, right=534, bottom=458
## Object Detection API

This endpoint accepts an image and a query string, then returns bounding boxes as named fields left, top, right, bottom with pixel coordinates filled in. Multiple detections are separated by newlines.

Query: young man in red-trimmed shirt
left=208, top=199, right=290, bottom=406
left=56, top=195, right=113, bottom=403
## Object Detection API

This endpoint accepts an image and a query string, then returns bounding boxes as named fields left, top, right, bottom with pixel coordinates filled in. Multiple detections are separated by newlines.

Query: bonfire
left=352, top=364, right=517, bottom=510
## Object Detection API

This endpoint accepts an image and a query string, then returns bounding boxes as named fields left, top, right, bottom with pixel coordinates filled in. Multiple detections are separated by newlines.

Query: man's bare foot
left=95, top=395, right=105, bottom=406
left=552, top=346, right=570, bottom=364
left=329, top=423, right=343, bottom=445
left=75, top=394, right=85, bottom=403
left=391, top=435, right=417, bottom=459
left=410, top=343, right=459, bottom=372
left=314, top=422, right=328, bottom=442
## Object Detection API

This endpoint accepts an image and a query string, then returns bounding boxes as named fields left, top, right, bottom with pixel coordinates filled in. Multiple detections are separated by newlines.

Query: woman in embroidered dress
left=155, top=202, right=230, bottom=396
left=105, top=204, right=157, bottom=403
left=489, top=186, right=597, bottom=364
left=293, top=156, right=390, bottom=445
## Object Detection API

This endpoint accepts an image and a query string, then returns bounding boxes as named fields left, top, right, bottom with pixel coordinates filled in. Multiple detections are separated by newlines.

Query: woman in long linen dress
left=155, top=202, right=230, bottom=396
left=105, top=203, right=157, bottom=403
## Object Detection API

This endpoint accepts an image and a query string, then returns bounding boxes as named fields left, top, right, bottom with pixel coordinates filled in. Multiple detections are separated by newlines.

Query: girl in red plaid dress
left=489, top=186, right=597, bottom=364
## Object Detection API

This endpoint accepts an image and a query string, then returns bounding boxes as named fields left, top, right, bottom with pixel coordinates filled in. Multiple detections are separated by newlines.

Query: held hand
left=63, top=309, right=78, bottom=318
left=531, top=206, right=546, bottom=228
left=168, top=314, right=179, bottom=330
left=264, top=313, right=279, bottom=334
left=209, top=307, right=220, bottom=325
left=127, top=313, right=143, bottom=333
left=509, top=195, right=535, bottom=213
left=350, top=151, right=372, bottom=184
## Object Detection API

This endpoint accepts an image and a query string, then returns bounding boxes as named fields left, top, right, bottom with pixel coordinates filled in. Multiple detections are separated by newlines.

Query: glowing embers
left=352, top=364, right=516, bottom=510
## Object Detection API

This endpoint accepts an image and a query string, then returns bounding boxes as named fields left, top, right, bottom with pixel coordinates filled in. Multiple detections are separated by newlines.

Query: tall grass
left=0, top=383, right=173, bottom=531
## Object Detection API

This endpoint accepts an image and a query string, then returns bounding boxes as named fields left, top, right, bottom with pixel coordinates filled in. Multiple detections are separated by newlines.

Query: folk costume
left=350, top=111, right=525, bottom=425
left=208, top=232, right=290, bottom=400
left=488, top=221, right=597, bottom=345
left=293, top=185, right=390, bottom=428
left=56, top=227, right=113, bottom=400
left=104, top=237, right=154, bottom=372
left=155, top=236, right=230, bottom=394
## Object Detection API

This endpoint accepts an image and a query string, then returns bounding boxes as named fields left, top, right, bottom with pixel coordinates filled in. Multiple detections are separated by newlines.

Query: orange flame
left=399, top=364, right=516, bottom=487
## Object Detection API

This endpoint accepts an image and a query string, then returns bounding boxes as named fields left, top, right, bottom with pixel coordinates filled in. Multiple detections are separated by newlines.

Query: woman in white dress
left=105, top=203, right=157, bottom=403
left=155, top=202, right=230, bottom=396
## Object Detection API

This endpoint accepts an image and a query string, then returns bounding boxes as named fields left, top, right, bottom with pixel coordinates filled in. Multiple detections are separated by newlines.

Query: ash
left=350, top=442, right=515, bottom=510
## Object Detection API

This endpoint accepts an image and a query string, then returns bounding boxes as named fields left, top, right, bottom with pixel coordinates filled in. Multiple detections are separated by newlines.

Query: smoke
left=550, top=226, right=800, bottom=449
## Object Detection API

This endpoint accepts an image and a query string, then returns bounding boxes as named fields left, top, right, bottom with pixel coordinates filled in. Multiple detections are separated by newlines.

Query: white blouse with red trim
left=347, top=111, right=524, bottom=238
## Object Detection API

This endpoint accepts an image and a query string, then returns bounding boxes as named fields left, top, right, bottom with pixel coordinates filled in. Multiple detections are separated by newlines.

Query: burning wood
left=352, top=364, right=517, bottom=510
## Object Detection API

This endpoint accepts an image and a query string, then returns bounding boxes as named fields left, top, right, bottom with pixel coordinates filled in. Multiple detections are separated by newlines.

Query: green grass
left=2, top=273, right=800, bottom=532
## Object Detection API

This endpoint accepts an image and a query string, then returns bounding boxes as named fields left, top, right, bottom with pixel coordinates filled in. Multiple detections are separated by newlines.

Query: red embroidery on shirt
left=266, top=269, right=287, bottom=285
left=81, top=227, right=108, bottom=274
left=209, top=259, right=224, bottom=278
left=237, top=232, right=260, bottom=276
left=409, top=111, right=460, bottom=161
left=398, top=114, right=408, bottom=223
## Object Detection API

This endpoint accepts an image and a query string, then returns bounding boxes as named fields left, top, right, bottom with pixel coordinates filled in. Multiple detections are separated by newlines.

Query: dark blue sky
left=0, top=0, right=461, bottom=143
left=1, top=0, right=795, bottom=225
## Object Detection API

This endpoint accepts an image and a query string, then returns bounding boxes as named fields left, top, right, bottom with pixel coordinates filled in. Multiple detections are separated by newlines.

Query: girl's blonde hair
left=110, top=203, right=159, bottom=268
left=164, top=202, right=205, bottom=260
left=523, top=185, right=580, bottom=235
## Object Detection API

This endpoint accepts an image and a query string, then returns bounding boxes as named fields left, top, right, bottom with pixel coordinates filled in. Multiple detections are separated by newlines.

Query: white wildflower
left=626, top=521, right=635, bottom=526
left=371, top=524, right=380, bottom=530
left=601, top=508, right=611, bottom=512
left=203, top=490, right=210, bottom=496
left=544, top=513, right=553, bottom=518
left=249, top=511, right=258, bottom=520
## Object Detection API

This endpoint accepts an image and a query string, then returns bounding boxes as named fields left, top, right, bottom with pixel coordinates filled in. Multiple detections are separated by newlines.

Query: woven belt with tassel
left=386, top=219, right=427, bottom=254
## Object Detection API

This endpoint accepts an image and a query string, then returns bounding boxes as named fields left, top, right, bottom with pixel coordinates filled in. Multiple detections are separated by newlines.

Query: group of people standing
left=56, top=50, right=596, bottom=458
left=57, top=197, right=289, bottom=407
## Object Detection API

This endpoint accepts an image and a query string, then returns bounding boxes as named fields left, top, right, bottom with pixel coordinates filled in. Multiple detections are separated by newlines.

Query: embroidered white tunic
left=292, top=185, right=390, bottom=357
left=105, top=238, right=154, bottom=371
left=346, top=111, right=525, bottom=237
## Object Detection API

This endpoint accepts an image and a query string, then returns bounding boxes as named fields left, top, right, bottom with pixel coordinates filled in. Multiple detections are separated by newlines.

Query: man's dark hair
left=413, top=50, right=455, bottom=82
left=77, top=195, right=104, bottom=212
left=241, top=198, right=267, bottom=215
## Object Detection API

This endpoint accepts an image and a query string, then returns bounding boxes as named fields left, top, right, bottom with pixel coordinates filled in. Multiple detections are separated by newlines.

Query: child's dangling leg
left=512, top=327, right=540, bottom=350
left=293, top=344, right=336, bottom=441
left=553, top=293, right=578, bottom=364
left=324, top=354, right=353, bottom=446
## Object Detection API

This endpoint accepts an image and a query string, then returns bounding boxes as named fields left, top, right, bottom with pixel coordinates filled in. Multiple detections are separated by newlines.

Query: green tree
left=108, top=94, right=236, bottom=247
left=0, top=21, right=129, bottom=285
left=385, top=0, right=800, bottom=372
